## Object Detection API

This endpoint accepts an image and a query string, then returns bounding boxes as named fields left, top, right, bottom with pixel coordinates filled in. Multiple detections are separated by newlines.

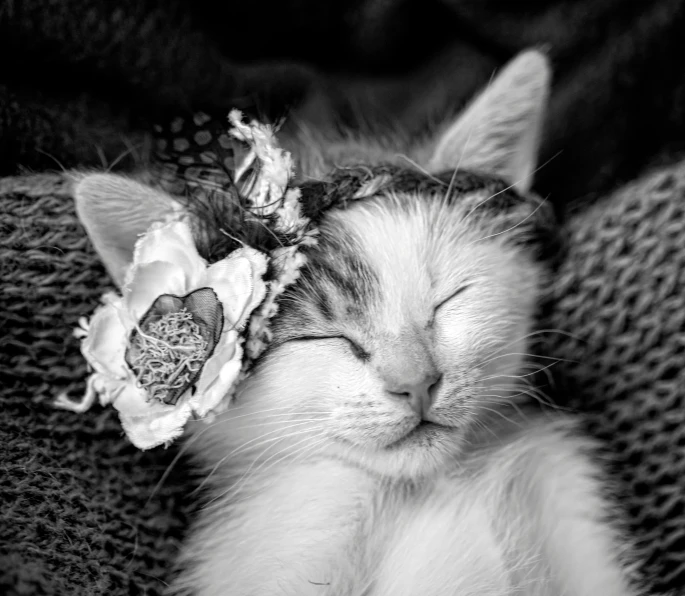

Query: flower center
left=129, top=308, right=208, bottom=405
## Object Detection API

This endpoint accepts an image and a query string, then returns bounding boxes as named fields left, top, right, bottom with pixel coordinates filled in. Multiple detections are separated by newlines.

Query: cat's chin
left=330, top=423, right=467, bottom=479
left=384, top=420, right=445, bottom=448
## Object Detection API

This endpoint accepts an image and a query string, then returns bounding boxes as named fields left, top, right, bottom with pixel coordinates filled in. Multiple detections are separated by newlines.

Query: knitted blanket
left=541, top=161, right=685, bottom=593
left=3, top=161, right=685, bottom=594
left=1, top=175, right=193, bottom=595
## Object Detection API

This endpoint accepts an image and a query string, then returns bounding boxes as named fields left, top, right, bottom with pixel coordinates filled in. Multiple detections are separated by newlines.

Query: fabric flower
left=228, top=109, right=293, bottom=215
left=56, top=219, right=268, bottom=450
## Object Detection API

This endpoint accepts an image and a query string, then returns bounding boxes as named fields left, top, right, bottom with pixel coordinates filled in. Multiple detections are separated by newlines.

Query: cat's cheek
left=329, top=389, right=391, bottom=445
left=432, top=306, right=491, bottom=378
left=315, top=367, right=415, bottom=450
left=261, top=342, right=378, bottom=415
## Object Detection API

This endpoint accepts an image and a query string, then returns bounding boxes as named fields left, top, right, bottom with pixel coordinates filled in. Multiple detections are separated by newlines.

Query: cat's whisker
left=468, top=360, right=560, bottom=387
left=469, top=414, right=502, bottom=441
left=208, top=403, right=298, bottom=414
left=500, top=399, right=531, bottom=420
left=493, top=383, right=541, bottom=398
left=511, top=362, right=558, bottom=386
left=205, top=410, right=332, bottom=429
left=479, top=377, right=544, bottom=391
left=201, top=405, right=317, bottom=426
left=475, top=404, right=527, bottom=428
left=146, top=410, right=262, bottom=505
left=478, top=361, right=557, bottom=381
left=483, top=375, right=550, bottom=391
left=440, top=110, right=479, bottom=205
left=224, top=435, right=331, bottom=512
left=482, top=382, right=568, bottom=411
left=150, top=411, right=326, bottom=505
left=394, top=154, right=447, bottom=185
left=206, top=432, right=328, bottom=508
left=193, top=422, right=328, bottom=495
left=36, top=148, right=68, bottom=173
left=479, top=390, right=537, bottom=408
left=491, top=328, right=585, bottom=350
left=280, top=435, right=330, bottom=470
left=489, top=366, right=554, bottom=381
left=473, top=351, right=573, bottom=367
left=464, top=338, right=578, bottom=381
left=206, top=417, right=331, bottom=435
left=147, top=433, right=201, bottom=506
left=514, top=387, right=568, bottom=411
left=462, top=150, right=561, bottom=223
left=466, top=195, right=550, bottom=247
left=246, top=435, right=331, bottom=497
left=478, top=396, right=532, bottom=421
left=513, top=360, right=560, bottom=370
left=474, top=377, right=546, bottom=398
left=452, top=106, right=477, bottom=180
left=105, top=142, right=143, bottom=172
left=200, top=431, right=329, bottom=508
left=443, top=165, right=461, bottom=206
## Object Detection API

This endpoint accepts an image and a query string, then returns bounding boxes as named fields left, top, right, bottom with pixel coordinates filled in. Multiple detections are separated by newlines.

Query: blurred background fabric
left=2, top=1, right=685, bottom=594
left=2, top=0, right=684, bottom=206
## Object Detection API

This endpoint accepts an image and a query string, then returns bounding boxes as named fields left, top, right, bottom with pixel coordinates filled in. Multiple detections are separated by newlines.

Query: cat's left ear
left=73, top=173, right=180, bottom=288
left=426, top=50, right=550, bottom=193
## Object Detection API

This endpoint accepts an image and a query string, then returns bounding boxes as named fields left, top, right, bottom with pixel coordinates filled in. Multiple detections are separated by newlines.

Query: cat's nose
left=386, top=372, right=442, bottom=417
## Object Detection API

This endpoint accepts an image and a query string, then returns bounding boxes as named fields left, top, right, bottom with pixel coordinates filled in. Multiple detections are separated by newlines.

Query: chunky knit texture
left=0, top=175, right=194, bottom=595
left=3, top=161, right=685, bottom=594
left=540, top=160, right=685, bottom=593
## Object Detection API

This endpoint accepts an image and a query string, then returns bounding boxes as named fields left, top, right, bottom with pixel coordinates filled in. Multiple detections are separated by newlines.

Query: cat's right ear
left=74, top=174, right=178, bottom=288
left=426, top=50, right=550, bottom=193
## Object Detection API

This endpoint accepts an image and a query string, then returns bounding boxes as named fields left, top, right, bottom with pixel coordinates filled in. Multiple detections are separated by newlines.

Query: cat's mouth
left=385, top=420, right=445, bottom=449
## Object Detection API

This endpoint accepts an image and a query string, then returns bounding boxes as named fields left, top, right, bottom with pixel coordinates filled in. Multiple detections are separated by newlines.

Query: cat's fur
left=73, top=51, right=636, bottom=595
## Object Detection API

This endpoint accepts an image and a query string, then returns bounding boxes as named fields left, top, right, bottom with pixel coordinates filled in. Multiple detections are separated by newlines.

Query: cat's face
left=74, top=51, right=553, bottom=480
left=231, top=170, right=550, bottom=478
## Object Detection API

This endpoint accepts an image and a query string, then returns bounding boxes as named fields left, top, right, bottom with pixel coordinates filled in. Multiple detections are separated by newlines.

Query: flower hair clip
left=56, top=110, right=316, bottom=450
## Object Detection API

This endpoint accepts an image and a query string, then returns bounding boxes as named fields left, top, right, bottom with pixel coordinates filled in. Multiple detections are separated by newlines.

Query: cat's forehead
left=274, top=163, right=558, bottom=339
left=287, top=187, right=505, bottom=331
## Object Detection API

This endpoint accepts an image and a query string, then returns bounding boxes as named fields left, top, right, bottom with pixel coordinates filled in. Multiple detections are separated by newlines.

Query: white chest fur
left=176, top=421, right=635, bottom=596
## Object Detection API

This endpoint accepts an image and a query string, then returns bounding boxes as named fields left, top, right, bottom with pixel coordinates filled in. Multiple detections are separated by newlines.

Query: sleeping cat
left=73, top=51, right=636, bottom=595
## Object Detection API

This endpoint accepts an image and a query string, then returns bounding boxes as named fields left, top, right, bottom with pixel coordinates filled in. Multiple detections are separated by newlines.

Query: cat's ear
left=73, top=174, right=178, bottom=288
left=426, top=50, right=550, bottom=193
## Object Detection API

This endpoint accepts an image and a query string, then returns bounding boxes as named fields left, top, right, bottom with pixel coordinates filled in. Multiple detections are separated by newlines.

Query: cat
left=72, top=51, right=637, bottom=595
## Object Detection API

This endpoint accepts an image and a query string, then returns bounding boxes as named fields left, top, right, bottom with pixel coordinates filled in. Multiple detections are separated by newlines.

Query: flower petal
left=110, top=380, right=193, bottom=449
left=125, top=261, right=188, bottom=320
left=203, top=248, right=268, bottom=329
left=237, top=247, right=268, bottom=326
left=81, top=300, right=129, bottom=378
left=190, top=333, right=242, bottom=416
left=203, top=258, right=254, bottom=328
left=198, top=359, right=242, bottom=417
left=132, top=220, right=205, bottom=288
left=233, top=246, right=269, bottom=279
left=119, top=401, right=193, bottom=450
left=110, top=380, right=155, bottom=417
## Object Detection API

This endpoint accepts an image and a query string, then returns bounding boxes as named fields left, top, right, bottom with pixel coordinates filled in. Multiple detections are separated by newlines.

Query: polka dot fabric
left=152, top=111, right=250, bottom=195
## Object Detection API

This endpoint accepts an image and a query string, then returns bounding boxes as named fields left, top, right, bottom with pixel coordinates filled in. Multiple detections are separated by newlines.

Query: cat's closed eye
left=290, top=335, right=371, bottom=361
left=428, top=284, right=470, bottom=328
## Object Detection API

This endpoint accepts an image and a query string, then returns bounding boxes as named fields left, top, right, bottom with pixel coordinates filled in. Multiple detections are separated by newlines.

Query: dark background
left=1, top=0, right=684, bottom=208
